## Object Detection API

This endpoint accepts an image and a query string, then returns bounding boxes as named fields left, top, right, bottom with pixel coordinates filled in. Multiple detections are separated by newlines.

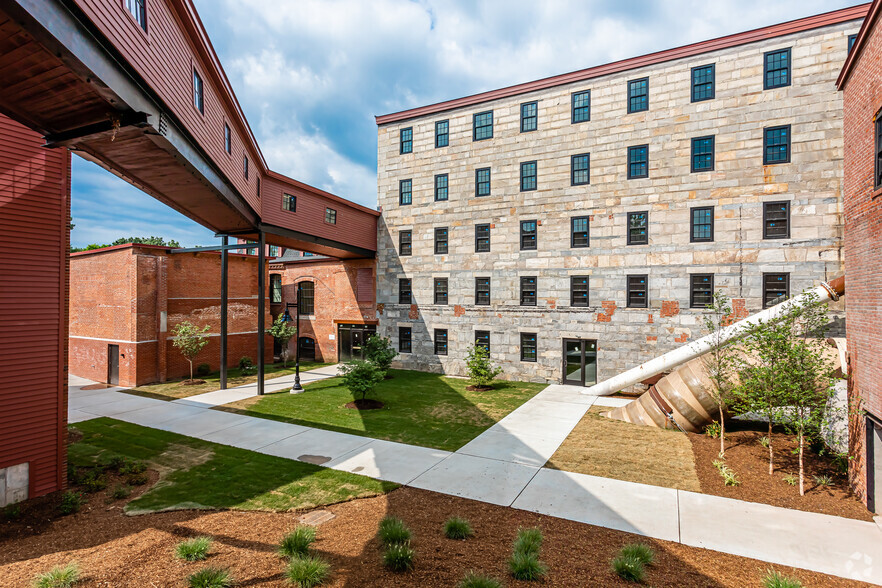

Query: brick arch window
left=298, top=281, right=315, bottom=315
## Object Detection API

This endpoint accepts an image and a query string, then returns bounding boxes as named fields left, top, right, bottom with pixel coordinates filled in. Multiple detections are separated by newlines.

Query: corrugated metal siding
left=0, top=114, right=70, bottom=499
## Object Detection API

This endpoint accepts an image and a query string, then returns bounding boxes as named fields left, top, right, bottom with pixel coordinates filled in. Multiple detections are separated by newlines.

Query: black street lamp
left=280, top=285, right=303, bottom=393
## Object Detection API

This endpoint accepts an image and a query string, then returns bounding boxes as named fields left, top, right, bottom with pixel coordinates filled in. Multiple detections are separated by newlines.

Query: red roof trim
left=265, top=170, right=381, bottom=217
left=838, top=0, right=880, bottom=88
left=377, top=3, right=869, bottom=125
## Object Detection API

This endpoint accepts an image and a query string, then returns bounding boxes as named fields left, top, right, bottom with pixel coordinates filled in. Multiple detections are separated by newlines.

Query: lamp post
left=280, top=285, right=303, bottom=393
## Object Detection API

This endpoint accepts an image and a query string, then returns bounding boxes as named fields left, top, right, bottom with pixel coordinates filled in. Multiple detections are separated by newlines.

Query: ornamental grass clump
left=508, top=527, right=547, bottom=581
left=32, top=562, right=80, bottom=588
left=279, top=526, right=317, bottom=558
left=378, top=516, right=411, bottom=546
left=443, top=517, right=474, bottom=540
left=175, top=536, right=213, bottom=562
left=620, top=543, right=654, bottom=566
left=763, top=569, right=803, bottom=588
left=383, top=543, right=415, bottom=572
left=285, top=554, right=330, bottom=587
left=611, top=543, right=655, bottom=583
left=187, top=566, right=233, bottom=588
left=457, top=571, right=502, bottom=588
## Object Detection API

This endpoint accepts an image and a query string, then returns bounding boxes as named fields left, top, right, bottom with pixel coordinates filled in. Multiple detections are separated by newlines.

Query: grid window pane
left=691, top=64, right=715, bottom=102
left=434, top=227, right=449, bottom=254
left=763, top=201, right=790, bottom=239
left=627, top=275, right=648, bottom=308
left=400, top=127, right=413, bottom=154
left=399, top=179, right=412, bottom=205
left=571, top=276, right=589, bottom=307
left=764, top=48, right=791, bottom=89
left=628, top=145, right=649, bottom=179
left=398, top=278, right=412, bottom=304
left=193, top=70, right=203, bottom=113
left=690, top=274, right=714, bottom=308
left=572, top=90, right=591, bottom=123
left=690, top=207, right=713, bottom=242
left=399, top=230, right=412, bottom=256
left=270, top=274, right=282, bottom=304
left=520, top=220, right=537, bottom=250
left=475, top=331, right=490, bottom=352
left=224, top=124, right=231, bottom=153
left=434, top=329, right=448, bottom=355
left=764, top=125, right=790, bottom=164
left=571, top=216, right=589, bottom=248
left=520, top=161, right=537, bottom=192
left=572, top=153, right=590, bottom=186
left=473, top=111, right=493, bottom=141
left=521, top=333, right=537, bottom=362
left=521, top=102, right=538, bottom=132
left=298, top=282, right=315, bottom=314
left=691, top=136, right=714, bottom=172
left=125, top=0, right=147, bottom=30
left=434, top=278, right=448, bottom=305
left=283, top=193, right=296, bottom=212
left=475, top=277, right=491, bottom=305
left=520, top=276, right=537, bottom=306
left=475, top=224, right=491, bottom=253
left=627, top=211, right=648, bottom=245
left=434, top=174, right=448, bottom=202
left=399, top=326, right=412, bottom=353
left=476, top=168, right=491, bottom=197
left=325, top=208, right=336, bottom=224
left=628, top=78, right=649, bottom=113
left=435, top=120, right=449, bottom=148
left=763, top=273, right=790, bottom=308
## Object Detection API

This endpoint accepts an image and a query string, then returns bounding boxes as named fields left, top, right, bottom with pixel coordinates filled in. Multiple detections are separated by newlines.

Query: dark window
left=521, top=101, right=538, bottom=132
left=193, top=69, right=204, bottom=114
left=627, top=275, right=648, bottom=308
left=298, top=281, right=315, bottom=314
left=520, top=220, right=537, bottom=251
left=434, top=227, right=448, bottom=254
left=243, top=155, right=249, bottom=180
left=399, top=179, right=412, bottom=205
left=764, top=48, right=791, bottom=89
left=434, top=329, right=448, bottom=355
left=475, top=330, right=490, bottom=352
left=571, top=276, right=589, bottom=307
left=571, top=216, right=589, bottom=248
left=399, top=326, right=412, bottom=353
left=400, top=127, right=413, bottom=154
left=628, top=145, right=649, bottom=179
left=473, top=111, right=493, bottom=141
left=224, top=123, right=231, bottom=154
left=628, top=77, right=649, bottom=113
left=435, top=120, right=449, bottom=148
left=399, top=278, right=412, bottom=304
left=572, top=90, right=591, bottom=123
left=399, top=230, right=412, bottom=256
left=268, top=245, right=279, bottom=257
left=875, top=116, right=882, bottom=189
left=691, top=136, right=715, bottom=172
left=848, top=34, right=858, bottom=54
left=475, top=224, right=491, bottom=252
left=571, top=153, right=590, bottom=186
left=520, top=276, right=537, bottom=306
left=256, top=177, right=260, bottom=199
left=763, top=201, right=790, bottom=239
left=764, top=125, right=791, bottom=164
left=434, top=174, right=448, bottom=202
left=627, top=211, right=648, bottom=245
left=475, top=168, right=491, bottom=197
left=763, top=273, right=790, bottom=308
left=283, top=193, right=296, bottom=212
left=691, top=64, right=715, bottom=102
left=125, top=0, right=147, bottom=31
left=520, top=333, right=537, bottom=362
left=270, top=274, right=282, bottom=304
left=325, top=208, right=336, bottom=224
left=475, top=278, right=491, bottom=305
left=690, top=207, right=714, bottom=242
left=520, top=161, right=537, bottom=192
left=690, top=274, right=714, bottom=308
left=434, top=278, right=448, bottom=305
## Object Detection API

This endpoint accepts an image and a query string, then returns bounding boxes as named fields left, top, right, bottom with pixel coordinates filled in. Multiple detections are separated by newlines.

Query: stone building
left=374, top=7, right=860, bottom=385
left=69, top=244, right=271, bottom=387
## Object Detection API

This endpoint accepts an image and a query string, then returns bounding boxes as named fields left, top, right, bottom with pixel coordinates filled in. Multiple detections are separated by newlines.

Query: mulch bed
left=466, top=385, right=493, bottom=392
left=0, top=485, right=871, bottom=587
left=344, top=399, right=384, bottom=410
left=181, top=379, right=206, bottom=386
left=689, top=421, right=873, bottom=521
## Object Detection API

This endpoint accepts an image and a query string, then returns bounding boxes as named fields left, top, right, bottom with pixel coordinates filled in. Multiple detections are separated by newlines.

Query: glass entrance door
left=337, top=324, right=377, bottom=361
left=562, top=339, right=597, bottom=386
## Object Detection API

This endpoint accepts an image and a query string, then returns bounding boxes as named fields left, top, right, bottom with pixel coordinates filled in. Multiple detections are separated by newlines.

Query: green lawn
left=125, top=361, right=332, bottom=400
left=68, top=418, right=397, bottom=514
left=217, top=369, right=547, bottom=451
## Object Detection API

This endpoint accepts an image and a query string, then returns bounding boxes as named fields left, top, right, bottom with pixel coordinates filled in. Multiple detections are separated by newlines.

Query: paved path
left=68, top=376, right=882, bottom=584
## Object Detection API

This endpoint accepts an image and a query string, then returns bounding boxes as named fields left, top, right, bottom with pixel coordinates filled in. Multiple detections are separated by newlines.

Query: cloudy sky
left=70, top=0, right=864, bottom=248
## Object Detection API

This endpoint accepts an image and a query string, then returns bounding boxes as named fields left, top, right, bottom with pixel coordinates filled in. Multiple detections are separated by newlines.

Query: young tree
left=338, top=360, right=385, bottom=402
left=266, top=315, right=297, bottom=367
left=465, top=344, right=503, bottom=389
left=701, top=291, right=739, bottom=458
left=171, top=321, right=211, bottom=381
left=364, top=335, right=397, bottom=373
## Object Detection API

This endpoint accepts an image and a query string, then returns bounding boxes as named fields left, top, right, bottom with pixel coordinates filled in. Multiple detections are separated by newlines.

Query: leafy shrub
left=704, top=421, right=722, bottom=439
left=508, top=550, right=547, bottom=581
left=444, top=517, right=474, bottom=540
left=285, top=554, right=330, bottom=587
left=119, top=461, right=147, bottom=475
left=457, top=571, right=502, bottom=588
left=187, top=566, right=233, bottom=588
left=378, top=516, right=411, bottom=546
left=763, top=569, right=803, bottom=588
left=175, top=536, right=213, bottom=562
left=713, top=460, right=740, bottom=486
left=79, top=469, right=106, bottom=493
left=611, top=553, right=646, bottom=583
left=238, top=356, right=256, bottom=375
left=338, top=360, right=385, bottom=401
left=196, top=363, right=211, bottom=377
left=466, top=344, right=503, bottom=388
left=110, top=485, right=131, bottom=500
left=782, top=474, right=798, bottom=486
left=813, top=474, right=834, bottom=487
left=620, top=543, right=654, bottom=566
left=3, top=503, right=22, bottom=521
left=279, top=526, right=316, bottom=558
left=59, top=491, right=83, bottom=515
left=32, top=562, right=80, bottom=588
left=383, top=543, right=415, bottom=572
left=364, top=335, right=397, bottom=372
left=125, top=472, right=149, bottom=486
left=104, top=456, right=128, bottom=472
left=512, top=527, right=543, bottom=555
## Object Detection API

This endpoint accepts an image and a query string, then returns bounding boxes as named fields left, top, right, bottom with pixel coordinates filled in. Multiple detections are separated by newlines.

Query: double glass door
left=562, top=339, right=597, bottom=386
left=338, top=324, right=377, bottom=362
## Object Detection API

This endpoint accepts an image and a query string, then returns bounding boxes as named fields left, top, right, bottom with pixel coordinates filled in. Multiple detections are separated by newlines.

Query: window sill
left=872, top=186, right=882, bottom=200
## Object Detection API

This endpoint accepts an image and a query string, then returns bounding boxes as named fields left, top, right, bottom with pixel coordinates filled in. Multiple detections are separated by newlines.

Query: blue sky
left=70, top=0, right=864, bottom=248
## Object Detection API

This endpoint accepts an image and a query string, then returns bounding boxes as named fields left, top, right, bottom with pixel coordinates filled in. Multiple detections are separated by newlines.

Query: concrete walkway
left=67, top=376, right=882, bottom=584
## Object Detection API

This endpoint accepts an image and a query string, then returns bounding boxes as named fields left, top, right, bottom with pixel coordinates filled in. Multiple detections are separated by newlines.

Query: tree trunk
left=798, top=429, right=805, bottom=496
left=718, top=404, right=726, bottom=458
left=188, top=359, right=193, bottom=381
left=768, top=419, right=774, bottom=475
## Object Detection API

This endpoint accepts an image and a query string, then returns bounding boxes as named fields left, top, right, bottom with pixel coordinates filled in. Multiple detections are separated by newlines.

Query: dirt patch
left=80, top=383, right=113, bottom=390
left=181, top=379, right=207, bottom=386
left=0, top=487, right=868, bottom=587
left=345, top=399, right=384, bottom=410
left=465, top=385, right=493, bottom=392
left=690, top=422, right=872, bottom=521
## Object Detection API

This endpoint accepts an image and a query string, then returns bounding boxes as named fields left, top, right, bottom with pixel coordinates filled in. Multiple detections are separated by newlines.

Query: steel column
left=220, top=235, right=228, bottom=390
left=257, top=232, right=266, bottom=395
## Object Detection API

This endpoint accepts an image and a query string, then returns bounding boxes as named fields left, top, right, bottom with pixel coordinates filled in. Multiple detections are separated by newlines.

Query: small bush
left=763, top=569, right=803, bottom=588
left=125, top=472, right=149, bottom=486
left=782, top=474, right=798, bottom=486
left=196, top=363, right=212, bottom=377
left=120, top=461, right=147, bottom=475
left=175, top=536, right=213, bottom=562
left=378, top=516, right=411, bottom=546
left=383, top=543, right=415, bottom=572
left=704, top=421, right=722, bottom=439
left=813, top=474, right=834, bottom=487
left=611, top=553, right=646, bottom=583
left=3, top=503, right=22, bottom=521
left=285, top=554, right=330, bottom=587
left=444, top=517, right=474, bottom=540
left=110, top=485, right=131, bottom=500
left=508, top=550, right=547, bottom=581
left=187, top=566, right=233, bottom=588
left=66, top=464, right=77, bottom=484
left=79, top=469, right=106, bottom=493
left=759, top=435, right=770, bottom=448
left=465, top=344, right=502, bottom=388
left=238, top=356, right=256, bottom=375
left=512, top=527, right=543, bottom=555
left=713, top=460, right=740, bottom=486
left=457, top=571, right=502, bottom=588
left=104, top=456, right=128, bottom=472
left=620, top=543, right=654, bottom=566
left=32, top=562, right=80, bottom=588
left=59, top=491, right=83, bottom=515
left=279, top=526, right=316, bottom=558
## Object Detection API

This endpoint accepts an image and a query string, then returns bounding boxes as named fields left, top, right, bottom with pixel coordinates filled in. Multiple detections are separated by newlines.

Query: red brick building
left=838, top=0, right=882, bottom=512
left=69, top=244, right=271, bottom=387
left=269, top=251, right=377, bottom=363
